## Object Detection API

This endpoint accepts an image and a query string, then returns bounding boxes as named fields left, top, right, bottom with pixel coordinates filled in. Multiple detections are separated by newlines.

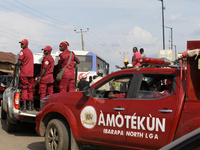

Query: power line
left=14, top=0, right=84, bottom=29
left=0, top=25, right=56, bottom=43
left=90, top=30, right=115, bottom=50
left=0, top=1, right=118, bottom=55
left=0, top=3, right=72, bottom=30
left=74, top=28, right=89, bottom=51
left=85, top=32, right=115, bottom=51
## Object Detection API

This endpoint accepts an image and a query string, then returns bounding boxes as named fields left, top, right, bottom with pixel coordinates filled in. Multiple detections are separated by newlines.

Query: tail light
left=0, top=87, right=5, bottom=90
left=13, top=92, right=20, bottom=109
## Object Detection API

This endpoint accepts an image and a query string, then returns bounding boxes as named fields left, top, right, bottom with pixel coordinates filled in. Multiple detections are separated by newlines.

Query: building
left=0, top=51, right=15, bottom=75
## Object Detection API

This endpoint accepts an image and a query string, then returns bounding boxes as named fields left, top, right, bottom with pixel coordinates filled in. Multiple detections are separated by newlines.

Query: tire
left=1, top=102, right=6, bottom=119
left=45, top=119, right=69, bottom=150
left=6, top=111, right=16, bottom=132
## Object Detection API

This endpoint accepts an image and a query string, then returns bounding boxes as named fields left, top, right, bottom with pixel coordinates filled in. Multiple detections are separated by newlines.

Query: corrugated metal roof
left=0, top=51, right=16, bottom=64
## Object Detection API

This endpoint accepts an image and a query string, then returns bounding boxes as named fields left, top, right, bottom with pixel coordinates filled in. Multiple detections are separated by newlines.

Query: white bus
left=73, top=50, right=109, bottom=81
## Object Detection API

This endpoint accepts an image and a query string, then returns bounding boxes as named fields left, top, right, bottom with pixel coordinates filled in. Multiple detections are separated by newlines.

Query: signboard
left=158, top=49, right=174, bottom=61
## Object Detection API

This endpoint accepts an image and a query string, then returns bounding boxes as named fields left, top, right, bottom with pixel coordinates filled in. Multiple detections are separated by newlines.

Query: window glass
left=76, top=55, right=92, bottom=72
left=138, top=74, right=175, bottom=99
left=93, top=75, right=132, bottom=99
left=97, top=57, right=106, bottom=73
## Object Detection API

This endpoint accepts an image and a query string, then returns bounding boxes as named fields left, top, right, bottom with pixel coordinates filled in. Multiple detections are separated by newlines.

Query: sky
left=0, top=0, right=200, bottom=72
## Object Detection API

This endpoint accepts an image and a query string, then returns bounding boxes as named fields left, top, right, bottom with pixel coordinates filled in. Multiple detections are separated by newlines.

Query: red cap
left=42, top=46, right=52, bottom=51
left=19, top=39, right=29, bottom=44
left=59, top=41, right=69, bottom=48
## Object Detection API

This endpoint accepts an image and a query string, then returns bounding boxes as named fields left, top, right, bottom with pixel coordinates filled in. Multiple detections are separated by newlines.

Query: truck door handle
left=159, top=109, right=173, bottom=113
left=113, top=108, right=125, bottom=111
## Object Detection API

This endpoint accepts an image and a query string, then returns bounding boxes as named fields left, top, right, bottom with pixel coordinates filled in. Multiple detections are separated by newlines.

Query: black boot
left=28, top=101, right=34, bottom=111
left=31, top=101, right=34, bottom=111
left=20, top=101, right=26, bottom=112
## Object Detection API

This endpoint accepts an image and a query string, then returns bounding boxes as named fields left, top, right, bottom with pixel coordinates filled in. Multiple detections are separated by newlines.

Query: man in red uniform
left=18, top=39, right=34, bottom=111
left=37, top=46, right=54, bottom=105
left=58, top=41, right=80, bottom=93
left=132, top=47, right=142, bottom=68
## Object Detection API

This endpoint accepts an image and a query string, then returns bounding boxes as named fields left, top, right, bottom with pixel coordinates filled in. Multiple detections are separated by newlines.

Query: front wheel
left=45, top=119, right=69, bottom=150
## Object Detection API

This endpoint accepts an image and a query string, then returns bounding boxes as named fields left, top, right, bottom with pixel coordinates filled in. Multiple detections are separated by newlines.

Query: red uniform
left=114, top=93, right=127, bottom=98
left=18, top=47, right=34, bottom=102
left=39, top=54, right=54, bottom=101
left=58, top=49, right=79, bottom=92
left=132, top=51, right=142, bottom=67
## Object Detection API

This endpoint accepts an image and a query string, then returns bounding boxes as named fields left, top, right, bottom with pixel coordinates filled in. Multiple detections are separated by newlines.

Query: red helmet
left=166, top=78, right=173, bottom=86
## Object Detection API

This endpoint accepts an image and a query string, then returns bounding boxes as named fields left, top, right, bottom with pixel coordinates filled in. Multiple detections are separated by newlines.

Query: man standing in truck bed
left=58, top=41, right=80, bottom=93
left=17, top=39, right=34, bottom=111
left=37, top=46, right=54, bottom=106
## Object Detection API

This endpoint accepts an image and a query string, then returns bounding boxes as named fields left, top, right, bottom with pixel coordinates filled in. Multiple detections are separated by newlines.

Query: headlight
left=40, top=97, right=48, bottom=108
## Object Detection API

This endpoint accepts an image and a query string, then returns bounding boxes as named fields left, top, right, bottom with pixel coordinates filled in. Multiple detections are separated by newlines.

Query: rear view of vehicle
left=1, top=53, right=60, bottom=132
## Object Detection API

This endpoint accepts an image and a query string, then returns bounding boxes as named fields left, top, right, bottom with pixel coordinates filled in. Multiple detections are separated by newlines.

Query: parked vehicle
left=35, top=41, right=200, bottom=150
left=0, top=75, right=13, bottom=100
left=0, top=75, right=13, bottom=107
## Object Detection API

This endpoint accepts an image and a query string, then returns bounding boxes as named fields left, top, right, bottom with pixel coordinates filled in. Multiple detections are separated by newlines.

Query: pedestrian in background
left=140, top=48, right=146, bottom=57
left=37, top=46, right=54, bottom=106
left=91, top=69, right=110, bottom=91
left=89, top=76, right=93, bottom=84
left=17, top=39, right=34, bottom=111
left=58, top=41, right=80, bottom=93
left=132, top=47, right=142, bottom=68
left=77, top=75, right=89, bottom=91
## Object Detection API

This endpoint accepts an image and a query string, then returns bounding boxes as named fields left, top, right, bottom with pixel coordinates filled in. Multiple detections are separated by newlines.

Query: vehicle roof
left=114, top=67, right=181, bottom=74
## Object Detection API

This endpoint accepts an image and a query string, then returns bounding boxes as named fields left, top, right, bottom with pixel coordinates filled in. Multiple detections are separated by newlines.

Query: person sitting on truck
left=115, top=58, right=129, bottom=70
left=17, top=39, right=34, bottom=111
left=132, top=47, right=142, bottom=68
left=37, top=46, right=54, bottom=106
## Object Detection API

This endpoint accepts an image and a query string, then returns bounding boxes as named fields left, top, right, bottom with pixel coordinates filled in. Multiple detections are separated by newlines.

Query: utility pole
left=164, top=26, right=173, bottom=49
left=173, top=45, right=177, bottom=60
left=158, top=0, right=165, bottom=49
left=119, top=52, right=129, bottom=63
left=74, top=28, right=89, bottom=51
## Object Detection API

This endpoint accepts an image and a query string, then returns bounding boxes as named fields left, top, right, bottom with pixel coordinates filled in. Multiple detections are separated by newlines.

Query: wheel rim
left=48, top=127, right=59, bottom=150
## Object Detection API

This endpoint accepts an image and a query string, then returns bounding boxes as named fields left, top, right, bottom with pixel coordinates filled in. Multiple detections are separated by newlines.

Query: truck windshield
left=76, top=55, right=92, bottom=72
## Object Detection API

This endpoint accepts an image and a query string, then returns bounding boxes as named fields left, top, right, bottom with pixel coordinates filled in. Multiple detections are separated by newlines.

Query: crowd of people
left=17, top=39, right=80, bottom=111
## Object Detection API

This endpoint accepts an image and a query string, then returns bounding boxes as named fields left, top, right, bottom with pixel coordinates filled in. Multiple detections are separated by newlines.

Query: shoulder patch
left=20, top=52, right=23, bottom=56
left=45, top=61, right=49, bottom=65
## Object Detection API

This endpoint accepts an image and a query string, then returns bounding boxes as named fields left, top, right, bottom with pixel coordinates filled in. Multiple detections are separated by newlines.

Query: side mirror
left=82, top=86, right=91, bottom=97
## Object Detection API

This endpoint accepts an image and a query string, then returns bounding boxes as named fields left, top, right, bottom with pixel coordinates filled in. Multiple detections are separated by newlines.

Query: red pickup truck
left=35, top=41, right=200, bottom=150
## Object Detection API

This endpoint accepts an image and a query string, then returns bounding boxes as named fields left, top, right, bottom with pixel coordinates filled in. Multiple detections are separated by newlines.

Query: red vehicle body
left=36, top=41, right=200, bottom=150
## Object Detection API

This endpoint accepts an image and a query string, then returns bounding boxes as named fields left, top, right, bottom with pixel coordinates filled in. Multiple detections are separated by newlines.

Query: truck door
left=78, top=74, right=133, bottom=146
left=125, top=73, right=179, bottom=149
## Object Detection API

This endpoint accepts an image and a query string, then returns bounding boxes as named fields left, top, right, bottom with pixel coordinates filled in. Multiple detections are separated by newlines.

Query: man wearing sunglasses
left=18, top=39, right=34, bottom=111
